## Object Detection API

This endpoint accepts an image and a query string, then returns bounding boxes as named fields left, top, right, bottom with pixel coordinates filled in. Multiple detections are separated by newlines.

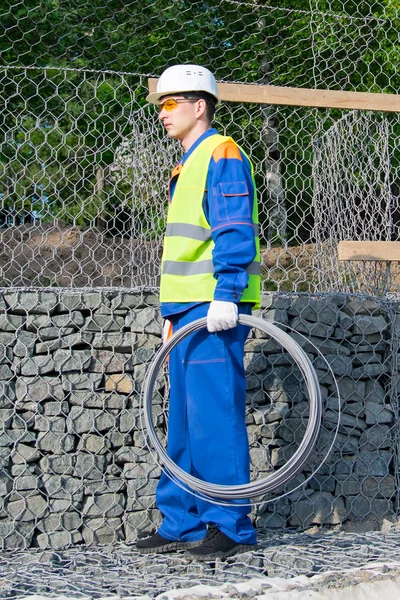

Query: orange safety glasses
left=158, top=98, right=196, bottom=112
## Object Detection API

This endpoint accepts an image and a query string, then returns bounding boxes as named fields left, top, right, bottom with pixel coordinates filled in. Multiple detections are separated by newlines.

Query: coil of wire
left=142, top=314, right=323, bottom=500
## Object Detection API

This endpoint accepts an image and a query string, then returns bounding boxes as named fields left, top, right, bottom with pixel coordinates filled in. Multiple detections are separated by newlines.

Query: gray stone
left=13, top=331, right=38, bottom=358
left=48, top=499, right=75, bottom=513
left=262, top=308, right=289, bottom=325
left=364, top=402, right=393, bottom=425
left=0, top=520, right=35, bottom=549
left=361, top=475, right=396, bottom=498
left=35, top=530, right=83, bottom=549
left=35, top=332, right=94, bottom=354
left=118, top=409, right=135, bottom=433
left=0, top=409, right=14, bottom=428
left=0, top=314, right=26, bottom=331
left=73, top=454, right=110, bottom=479
left=36, top=431, right=75, bottom=453
left=352, top=363, right=388, bottom=378
left=124, top=510, right=162, bottom=540
left=337, top=310, right=353, bottom=329
left=36, top=511, right=82, bottom=533
left=77, top=434, right=111, bottom=454
left=0, top=345, right=12, bottom=366
left=43, top=401, right=70, bottom=416
left=253, top=402, right=290, bottom=425
left=0, top=332, right=15, bottom=346
left=352, top=315, right=388, bottom=335
left=314, top=354, right=353, bottom=376
left=0, top=363, right=13, bottom=379
left=11, top=443, right=41, bottom=464
left=4, top=291, right=58, bottom=315
left=125, top=477, right=157, bottom=496
left=125, top=307, right=162, bottom=335
left=67, top=406, right=116, bottom=434
left=53, top=349, right=92, bottom=372
left=0, top=381, right=16, bottom=408
left=245, top=337, right=284, bottom=353
left=365, top=379, right=386, bottom=404
left=14, top=475, right=40, bottom=491
left=0, top=471, right=12, bottom=496
left=308, top=475, right=336, bottom=493
left=83, top=314, right=124, bottom=332
left=278, top=419, right=306, bottom=444
left=289, top=492, right=346, bottom=526
left=354, top=451, right=393, bottom=476
left=254, top=512, right=286, bottom=529
left=334, top=475, right=361, bottom=496
left=82, top=517, right=124, bottom=544
left=19, top=355, right=56, bottom=377
left=342, top=299, right=382, bottom=316
left=288, top=297, right=338, bottom=325
left=16, top=376, right=64, bottom=405
left=52, top=312, right=85, bottom=328
left=126, top=495, right=156, bottom=511
left=82, top=493, right=125, bottom=518
left=91, top=331, right=138, bottom=351
left=123, top=462, right=161, bottom=478
left=0, top=429, right=35, bottom=446
left=39, top=454, right=75, bottom=475
left=26, top=314, right=52, bottom=331
left=352, top=352, right=383, bottom=367
left=290, top=332, right=351, bottom=356
left=111, top=292, right=153, bottom=311
left=84, top=477, right=125, bottom=495
left=62, top=372, right=103, bottom=391
left=37, top=326, right=76, bottom=340
left=41, top=474, right=83, bottom=500
left=68, top=390, right=127, bottom=409
left=345, top=496, right=394, bottom=520
left=359, top=425, right=392, bottom=451
left=90, top=350, right=134, bottom=373
left=7, top=494, right=48, bottom=521
left=244, top=352, right=268, bottom=374
left=332, top=378, right=366, bottom=403
left=34, top=415, right=66, bottom=432
left=60, top=291, right=111, bottom=311
left=289, top=316, right=335, bottom=338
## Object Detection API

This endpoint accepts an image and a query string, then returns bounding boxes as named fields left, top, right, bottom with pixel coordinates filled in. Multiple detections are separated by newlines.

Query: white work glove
left=207, top=301, right=238, bottom=333
left=163, top=319, right=172, bottom=343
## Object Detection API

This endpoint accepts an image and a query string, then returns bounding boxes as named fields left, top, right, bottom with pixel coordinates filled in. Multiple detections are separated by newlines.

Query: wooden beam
left=147, top=78, right=400, bottom=112
left=338, top=241, right=400, bottom=261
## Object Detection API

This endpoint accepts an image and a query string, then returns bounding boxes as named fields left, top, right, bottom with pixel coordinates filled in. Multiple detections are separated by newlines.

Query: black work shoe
left=187, top=525, right=256, bottom=561
left=136, top=532, right=203, bottom=554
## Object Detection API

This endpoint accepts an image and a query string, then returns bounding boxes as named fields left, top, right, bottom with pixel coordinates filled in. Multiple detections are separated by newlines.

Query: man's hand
left=207, top=301, right=238, bottom=332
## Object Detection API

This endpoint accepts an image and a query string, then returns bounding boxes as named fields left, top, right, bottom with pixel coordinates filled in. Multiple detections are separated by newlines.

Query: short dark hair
left=181, top=91, right=216, bottom=123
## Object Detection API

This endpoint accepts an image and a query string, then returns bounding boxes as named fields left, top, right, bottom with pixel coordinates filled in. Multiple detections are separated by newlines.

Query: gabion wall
left=0, top=289, right=398, bottom=550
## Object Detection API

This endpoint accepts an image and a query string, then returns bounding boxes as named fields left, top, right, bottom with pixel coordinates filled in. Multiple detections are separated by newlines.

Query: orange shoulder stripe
left=212, top=140, right=242, bottom=162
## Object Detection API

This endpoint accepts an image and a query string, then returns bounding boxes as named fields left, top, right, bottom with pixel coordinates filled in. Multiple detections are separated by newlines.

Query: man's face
left=158, top=95, right=200, bottom=141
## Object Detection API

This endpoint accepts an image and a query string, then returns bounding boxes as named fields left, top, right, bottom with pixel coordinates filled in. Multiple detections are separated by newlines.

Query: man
left=136, top=64, right=260, bottom=560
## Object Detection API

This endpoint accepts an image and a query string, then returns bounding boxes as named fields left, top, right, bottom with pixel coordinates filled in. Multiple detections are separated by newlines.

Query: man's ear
left=196, top=98, right=207, bottom=118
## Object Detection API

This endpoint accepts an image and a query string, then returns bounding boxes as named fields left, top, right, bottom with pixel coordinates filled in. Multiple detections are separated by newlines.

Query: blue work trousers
left=156, top=303, right=256, bottom=544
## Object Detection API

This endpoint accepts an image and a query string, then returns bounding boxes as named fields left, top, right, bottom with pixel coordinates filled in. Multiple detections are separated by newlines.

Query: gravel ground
left=1, top=527, right=400, bottom=600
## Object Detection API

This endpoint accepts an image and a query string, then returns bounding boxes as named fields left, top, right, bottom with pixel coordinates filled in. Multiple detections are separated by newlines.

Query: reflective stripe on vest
left=160, top=134, right=260, bottom=307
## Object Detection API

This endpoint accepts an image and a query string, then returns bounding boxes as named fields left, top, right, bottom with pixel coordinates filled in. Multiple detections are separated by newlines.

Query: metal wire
left=142, top=315, right=323, bottom=500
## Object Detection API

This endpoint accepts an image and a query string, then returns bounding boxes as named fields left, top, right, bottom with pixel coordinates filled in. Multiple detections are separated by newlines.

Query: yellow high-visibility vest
left=160, top=134, right=260, bottom=307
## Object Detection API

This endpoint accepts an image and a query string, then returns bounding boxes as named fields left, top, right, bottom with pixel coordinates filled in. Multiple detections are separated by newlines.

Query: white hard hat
left=146, top=64, right=220, bottom=105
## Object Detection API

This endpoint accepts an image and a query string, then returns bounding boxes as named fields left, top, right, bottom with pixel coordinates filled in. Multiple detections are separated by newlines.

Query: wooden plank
left=338, top=241, right=400, bottom=261
left=148, top=78, right=400, bottom=112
